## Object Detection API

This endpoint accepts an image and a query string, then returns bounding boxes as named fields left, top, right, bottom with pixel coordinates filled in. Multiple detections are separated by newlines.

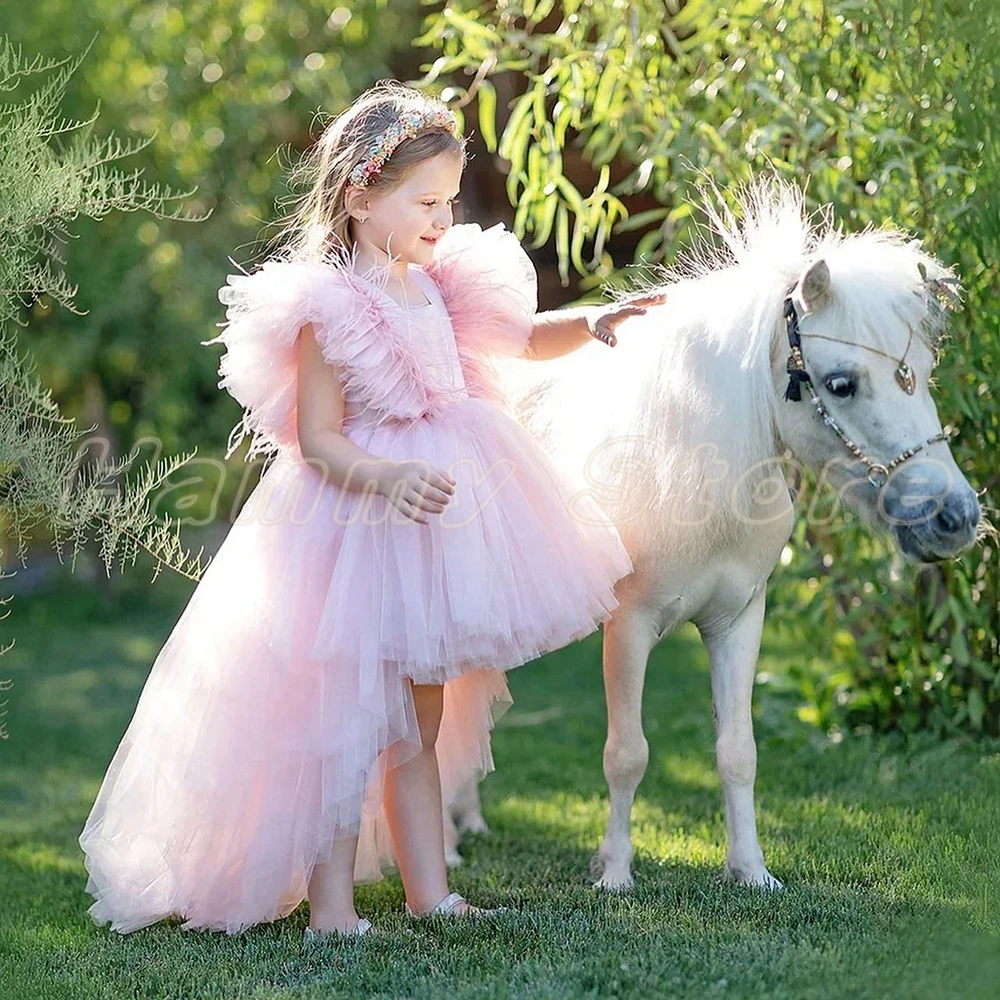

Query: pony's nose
left=934, top=495, right=981, bottom=537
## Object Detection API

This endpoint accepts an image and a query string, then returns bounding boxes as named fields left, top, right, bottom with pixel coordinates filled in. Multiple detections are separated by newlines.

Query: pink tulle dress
left=77, top=223, right=633, bottom=934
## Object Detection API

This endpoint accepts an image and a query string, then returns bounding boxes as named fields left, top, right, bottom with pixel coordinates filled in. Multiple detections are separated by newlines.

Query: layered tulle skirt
left=78, top=397, right=633, bottom=934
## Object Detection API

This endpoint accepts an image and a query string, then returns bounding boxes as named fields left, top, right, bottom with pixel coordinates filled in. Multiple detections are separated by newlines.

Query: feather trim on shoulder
left=205, top=244, right=432, bottom=462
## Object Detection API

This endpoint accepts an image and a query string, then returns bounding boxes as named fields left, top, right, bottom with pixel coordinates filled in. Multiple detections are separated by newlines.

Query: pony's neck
left=624, top=270, right=788, bottom=559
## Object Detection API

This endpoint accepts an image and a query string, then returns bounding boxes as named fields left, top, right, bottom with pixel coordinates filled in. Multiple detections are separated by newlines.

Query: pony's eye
left=825, top=375, right=856, bottom=398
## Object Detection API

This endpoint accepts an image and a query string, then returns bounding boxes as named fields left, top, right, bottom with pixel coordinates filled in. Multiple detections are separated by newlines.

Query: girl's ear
left=343, top=184, right=371, bottom=221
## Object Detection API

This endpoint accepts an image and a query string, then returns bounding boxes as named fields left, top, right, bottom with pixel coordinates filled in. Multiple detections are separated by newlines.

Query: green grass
left=1, top=571, right=999, bottom=999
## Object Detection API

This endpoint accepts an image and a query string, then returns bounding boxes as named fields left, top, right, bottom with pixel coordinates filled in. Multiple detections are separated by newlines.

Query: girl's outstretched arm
left=523, top=292, right=667, bottom=360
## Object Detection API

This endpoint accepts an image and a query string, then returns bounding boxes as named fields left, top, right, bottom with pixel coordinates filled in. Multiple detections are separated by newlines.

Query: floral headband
left=348, top=106, right=458, bottom=187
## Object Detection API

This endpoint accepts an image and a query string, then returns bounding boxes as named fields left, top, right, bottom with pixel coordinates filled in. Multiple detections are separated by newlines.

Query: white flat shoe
left=302, top=917, right=372, bottom=949
left=404, top=891, right=508, bottom=920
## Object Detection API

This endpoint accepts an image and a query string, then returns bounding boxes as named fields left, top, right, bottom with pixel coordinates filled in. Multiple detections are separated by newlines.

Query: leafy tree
left=0, top=36, right=207, bottom=574
left=0, top=37, right=209, bottom=735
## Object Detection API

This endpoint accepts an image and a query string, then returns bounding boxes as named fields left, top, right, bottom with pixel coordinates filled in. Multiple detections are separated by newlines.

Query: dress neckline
left=354, top=262, right=434, bottom=311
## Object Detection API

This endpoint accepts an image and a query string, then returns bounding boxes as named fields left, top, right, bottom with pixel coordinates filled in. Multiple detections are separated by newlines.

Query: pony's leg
left=593, top=611, right=658, bottom=890
left=451, top=774, right=489, bottom=836
left=700, top=588, right=782, bottom=889
left=441, top=775, right=487, bottom=869
left=442, top=805, right=463, bottom=868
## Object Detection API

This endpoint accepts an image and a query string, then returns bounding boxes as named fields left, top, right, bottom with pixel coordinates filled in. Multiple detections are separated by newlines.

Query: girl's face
left=352, top=151, right=463, bottom=268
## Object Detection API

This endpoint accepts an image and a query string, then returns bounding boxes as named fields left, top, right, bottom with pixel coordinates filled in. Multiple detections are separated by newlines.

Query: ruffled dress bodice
left=340, top=266, right=470, bottom=430
left=205, top=223, right=537, bottom=463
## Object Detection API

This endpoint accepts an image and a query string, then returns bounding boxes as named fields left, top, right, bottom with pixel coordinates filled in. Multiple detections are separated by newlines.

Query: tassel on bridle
left=782, top=296, right=810, bottom=401
left=784, top=354, right=811, bottom=401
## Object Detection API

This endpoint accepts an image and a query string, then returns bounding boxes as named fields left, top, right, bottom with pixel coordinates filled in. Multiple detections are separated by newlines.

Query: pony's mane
left=644, top=175, right=956, bottom=357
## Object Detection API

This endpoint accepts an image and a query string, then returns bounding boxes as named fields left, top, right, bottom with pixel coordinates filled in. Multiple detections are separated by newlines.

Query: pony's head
left=771, top=228, right=981, bottom=563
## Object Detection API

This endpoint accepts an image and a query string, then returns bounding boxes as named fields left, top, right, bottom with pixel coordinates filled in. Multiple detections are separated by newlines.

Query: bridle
left=781, top=293, right=950, bottom=489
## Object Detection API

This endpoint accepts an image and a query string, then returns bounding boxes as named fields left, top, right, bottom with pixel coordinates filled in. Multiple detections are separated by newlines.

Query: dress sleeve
left=206, top=259, right=429, bottom=461
left=204, top=260, right=334, bottom=460
left=425, top=222, right=538, bottom=358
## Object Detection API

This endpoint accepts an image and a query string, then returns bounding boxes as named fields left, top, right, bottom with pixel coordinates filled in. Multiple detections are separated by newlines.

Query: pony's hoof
left=594, top=869, right=634, bottom=892
left=754, top=870, right=784, bottom=891
left=730, top=866, right=784, bottom=891
left=444, top=847, right=464, bottom=869
left=591, top=853, right=634, bottom=891
left=457, top=815, right=490, bottom=837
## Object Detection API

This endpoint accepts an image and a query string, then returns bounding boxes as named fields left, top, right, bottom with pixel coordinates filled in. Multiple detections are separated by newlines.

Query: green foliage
left=0, top=34, right=210, bottom=685
left=0, top=37, right=199, bottom=326
left=420, top=0, right=1000, bottom=736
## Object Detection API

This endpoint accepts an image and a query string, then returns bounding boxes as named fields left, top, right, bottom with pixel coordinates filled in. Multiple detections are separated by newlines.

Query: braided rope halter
left=781, top=277, right=956, bottom=488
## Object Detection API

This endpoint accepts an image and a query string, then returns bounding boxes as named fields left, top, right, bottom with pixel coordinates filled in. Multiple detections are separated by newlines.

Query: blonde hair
left=273, top=81, right=466, bottom=262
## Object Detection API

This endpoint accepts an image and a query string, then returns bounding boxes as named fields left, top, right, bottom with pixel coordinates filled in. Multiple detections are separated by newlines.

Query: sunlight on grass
left=629, top=795, right=728, bottom=869
left=27, top=665, right=141, bottom=718
left=492, top=792, right=726, bottom=870
left=5, top=841, right=81, bottom=874
left=655, top=751, right=718, bottom=791
left=494, top=793, right=606, bottom=845
left=0, top=762, right=102, bottom=840
left=120, top=635, right=162, bottom=663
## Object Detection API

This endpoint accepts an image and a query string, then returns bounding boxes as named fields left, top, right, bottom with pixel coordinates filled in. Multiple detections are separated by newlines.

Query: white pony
left=447, top=177, right=984, bottom=887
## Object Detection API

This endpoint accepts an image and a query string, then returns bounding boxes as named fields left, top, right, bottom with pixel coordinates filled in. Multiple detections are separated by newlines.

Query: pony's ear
left=795, top=259, right=833, bottom=314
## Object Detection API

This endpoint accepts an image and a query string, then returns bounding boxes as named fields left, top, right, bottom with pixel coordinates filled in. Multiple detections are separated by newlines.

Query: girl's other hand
left=376, top=458, right=457, bottom=524
left=588, top=291, right=668, bottom=347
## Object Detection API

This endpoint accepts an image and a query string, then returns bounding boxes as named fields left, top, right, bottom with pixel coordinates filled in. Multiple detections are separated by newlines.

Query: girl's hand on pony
left=588, top=292, right=668, bottom=348
left=376, top=458, right=456, bottom=524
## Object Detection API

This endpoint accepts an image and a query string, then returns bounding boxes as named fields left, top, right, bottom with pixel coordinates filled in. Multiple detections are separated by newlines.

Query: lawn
left=1, top=568, right=998, bottom=999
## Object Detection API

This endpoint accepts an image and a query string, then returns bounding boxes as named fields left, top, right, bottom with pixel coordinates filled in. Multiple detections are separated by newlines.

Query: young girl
left=77, top=81, right=660, bottom=943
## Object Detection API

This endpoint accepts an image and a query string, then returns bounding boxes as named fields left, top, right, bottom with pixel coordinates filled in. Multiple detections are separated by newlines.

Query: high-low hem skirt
left=77, top=396, right=633, bottom=935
